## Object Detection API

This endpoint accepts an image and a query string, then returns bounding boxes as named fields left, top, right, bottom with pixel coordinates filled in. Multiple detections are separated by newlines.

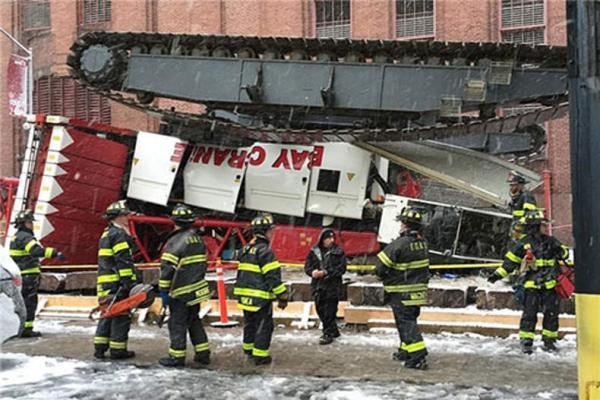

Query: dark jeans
left=315, top=294, right=340, bottom=337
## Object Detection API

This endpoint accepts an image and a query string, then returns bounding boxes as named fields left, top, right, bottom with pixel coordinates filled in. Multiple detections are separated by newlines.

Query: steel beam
left=123, top=54, right=567, bottom=114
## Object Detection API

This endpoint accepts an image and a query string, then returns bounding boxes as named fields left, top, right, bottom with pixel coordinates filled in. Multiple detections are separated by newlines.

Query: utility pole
left=567, top=1, right=600, bottom=399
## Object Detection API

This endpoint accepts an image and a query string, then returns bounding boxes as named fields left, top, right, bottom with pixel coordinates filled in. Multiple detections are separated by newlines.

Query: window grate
left=396, top=0, right=434, bottom=39
left=501, top=0, right=544, bottom=28
left=315, top=0, right=351, bottom=38
left=20, top=0, right=50, bottom=32
left=501, top=0, right=544, bottom=45
left=501, top=29, right=545, bottom=45
left=34, top=76, right=111, bottom=124
left=82, top=0, right=111, bottom=25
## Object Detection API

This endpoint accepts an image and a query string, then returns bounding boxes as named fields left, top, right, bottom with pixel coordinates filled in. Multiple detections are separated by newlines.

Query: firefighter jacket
left=97, top=223, right=137, bottom=300
left=509, top=191, right=537, bottom=220
left=234, top=235, right=287, bottom=312
left=375, top=230, right=430, bottom=306
left=304, top=230, right=347, bottom=299
left=158, top=228, right=210, bottom=306
left=493, top=233, right=569, bottom=290
left=9, top=228, right=58, bottom=275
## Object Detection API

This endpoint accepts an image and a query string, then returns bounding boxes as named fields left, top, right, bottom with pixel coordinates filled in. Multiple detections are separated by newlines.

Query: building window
left=20, top=0, right=50, bottom=32
left=396, top=0, right=434, bottom=39
left=315, top=0, right=351, bottom=39
left=34, top=76, right=111, bottom=124
left=82, top=0, right=111, bottom=25
left=501, top=0, right=545, bottom=45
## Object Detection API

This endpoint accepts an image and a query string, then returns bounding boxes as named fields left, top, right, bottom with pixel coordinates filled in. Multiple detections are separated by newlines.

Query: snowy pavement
left=0, top=319, right=578, bottom=400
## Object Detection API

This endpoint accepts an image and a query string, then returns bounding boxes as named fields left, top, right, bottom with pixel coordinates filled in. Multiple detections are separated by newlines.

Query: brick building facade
left=0, top=0, right=571, bottom=242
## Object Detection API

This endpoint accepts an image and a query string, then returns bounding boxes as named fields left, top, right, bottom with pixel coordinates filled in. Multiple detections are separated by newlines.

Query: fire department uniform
left=507, top=170, right=537, bottom=241
left=159, top=228, right=211, bottom=365
left=489, top=231, right=569, bottom=350
left=9, top=227, right=59, bottom=334
left=375, top=229, right=430, bottom=368
left=509, top=190, right=537, bottom=221
left=94, top=222, right=138, bottom=356
left=234, top=234, right=287, bottom=362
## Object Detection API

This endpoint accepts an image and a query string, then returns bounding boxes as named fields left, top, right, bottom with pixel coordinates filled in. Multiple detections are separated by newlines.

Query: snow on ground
left=0, top=352, right=576, bottom=400
left=0, top=295, right=20, bottom=343
left=32, top=319, right=577, bottom=364
left=33, top=319, right=161, bottom=339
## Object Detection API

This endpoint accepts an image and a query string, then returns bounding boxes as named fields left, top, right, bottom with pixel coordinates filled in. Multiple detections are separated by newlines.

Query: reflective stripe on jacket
left=494, top=233, right=569, bottom=289
left=159, top=228, right=210, bottom=306
left=9, top=228, right=57, bottom=275
left=234, top=235, right=287, bottom=312
left=375, top=230, right=430, bottom=306
left=509, top=191, right=537, bottom=219
left=97, top=223, right=137, bottom=299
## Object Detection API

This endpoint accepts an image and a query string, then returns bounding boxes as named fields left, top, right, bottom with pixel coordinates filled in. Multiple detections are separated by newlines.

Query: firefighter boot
left=110, top=349, right=136, bottom=360
left=20, top=329, right=42, bottom=338
left=404, top=349, right=428, bottom=370
left=319, top=335, right=334, bottom=345
left=253, top=356, right=273, bottom=366
left=520, top=340, right=533, bottom=355
left=392, top=349, right=408, bottom=362
left=543, top=339, right=558, bottom=352
left=192, top=352, right=211, bottom=368
left=159, top=357, right=185, bottom=367
left=93, top=349, right=106, bottom=360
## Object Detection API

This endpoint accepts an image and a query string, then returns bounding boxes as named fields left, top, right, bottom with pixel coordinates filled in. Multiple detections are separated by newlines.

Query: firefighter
left=94, top=200, right=138, bottom=360
left=488, top=208, right=569, bottom=354
left=507, top=170, right=537, bottom=238
left=304, top=228, right=347, bottom=345
left=234, top=214, right=288, bottom=365
left=9, top=209, right=63, bottom=337
left=158, top=204, right=212, bottom=368
left=375, top=206, right=430, bottom=370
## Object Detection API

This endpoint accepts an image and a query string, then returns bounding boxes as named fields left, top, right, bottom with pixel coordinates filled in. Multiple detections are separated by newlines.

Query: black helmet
left=14, top=209, right=35, bottom=226
left=250, top=213, right=274, bottom=234
left=104, top=200, right=132, bottom=219
left=396, top=205, right=423, bottom=226
left=507, top=170, right=528, bottom=185
left=170, top=203, right=196, bottom=226
left=519, top=208, right=547, bottom=226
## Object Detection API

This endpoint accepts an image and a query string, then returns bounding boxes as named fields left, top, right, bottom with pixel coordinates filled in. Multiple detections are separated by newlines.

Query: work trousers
left=94, top=314, right=132, bottom=352
left=391, top=302, right=427, bottom=361
left=167, top=298, right=209, bottom=360
left=21, top=274, right=40, bottom=332
left=519, top=288, right=560, bottom=344
left=242, top=303, right=274, bottom=359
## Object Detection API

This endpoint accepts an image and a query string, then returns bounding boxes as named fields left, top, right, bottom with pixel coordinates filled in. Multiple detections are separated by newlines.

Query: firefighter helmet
left=519, top=208, right=548, bottom=226
left=104, top=200, right=132, bottom=219
left=250, top=213, right=275, bottom=234
left=14, top=209, right=35, bottom=225
left=507, top=170, right=528, bottom=185
left=170, top=203, right=196, bottom=226
left=396, top=205, right=423, bottom=225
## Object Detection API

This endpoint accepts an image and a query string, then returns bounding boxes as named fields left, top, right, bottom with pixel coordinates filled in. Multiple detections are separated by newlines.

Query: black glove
left=56, top=252, right=66, bottom=262
left=487, top=274, right=501, bottom=284
left=277, top=294, right=288, bottom=310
